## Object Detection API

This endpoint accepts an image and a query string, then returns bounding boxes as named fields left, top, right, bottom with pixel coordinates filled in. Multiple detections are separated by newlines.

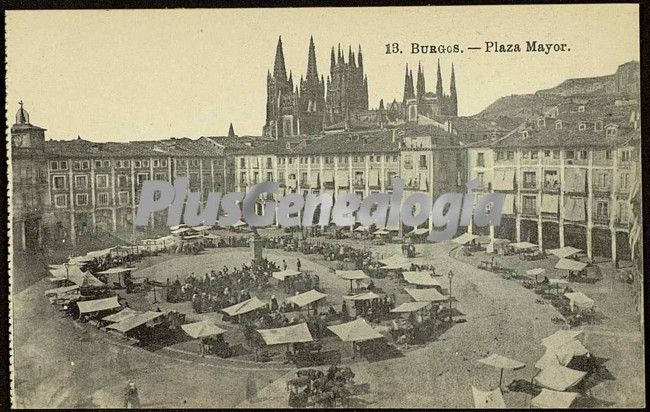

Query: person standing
left=124, top=381, right=140, bottom=408
left=296, top=258, right=302, bottom=272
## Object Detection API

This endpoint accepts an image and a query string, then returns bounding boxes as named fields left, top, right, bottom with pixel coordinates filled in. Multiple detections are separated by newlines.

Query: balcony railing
left=522, top=182, right=537, bottom=190
left=521, top=208, right=537, bottom=216
left=543, top=181, right=561, bottom=192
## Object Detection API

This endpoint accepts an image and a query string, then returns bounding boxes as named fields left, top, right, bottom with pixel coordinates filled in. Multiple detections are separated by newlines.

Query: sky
left=6, top=5, right=639, bottom=141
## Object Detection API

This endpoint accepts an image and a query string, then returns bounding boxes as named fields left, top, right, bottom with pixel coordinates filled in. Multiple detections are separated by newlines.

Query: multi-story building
left=466, top=100, right=641, bottom=264
left=235, top=124, right=465, bottom=232
left=10, top=105, right=245, bottom=251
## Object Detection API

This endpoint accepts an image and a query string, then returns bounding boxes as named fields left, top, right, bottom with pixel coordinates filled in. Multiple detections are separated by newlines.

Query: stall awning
left=222, top=296, right=267, bottom=316
left=181, top=320, right=227, bottom=339
left=564, top=292, right=594, bottom=311
left=533, top=365, right=586, bottom=391
left=327, top=318, right=384, bottom=342
left=548, top=246, right=582, bottom=259
left=336, top=270, right=369, bottom=280
left=564, top=168, right=586, bottom=193
left=526, top=268, right=545, bottom=276
left=531, top=389, right=578, bottom=409
left=336, top=170, right=350, bottom=187
left=535, top=339, right=589, bottom=370
left=452, top=233, right=479, bottom=245
left=492, top=169, right=515, bottom=191
left=478, top=354, right=525, bottom=370
left=409, top=228, right=429, bottom=236
left=548, top=278, right=569, bottom=286
left=106, top=311, right=165, bottom=333
left=502, top=194, right=515, bottom=215
left=102, top=307, right=139, bottom=323
left=405, top=288, right=447, bottom=302
left=74, top=272, right=106, bottom=287
left=563, top=197, right=586, bottom=222
left=309, top=172, right=320, bottom=188
left=541, top=194, right=559, bottom=214
left=272, top=270, right=302, bottom=280
left=541, top=330, right=583, bottom=348
left=44, top=284, right=79, bottom=297
left=96, top=267, right=134, bottom=275
left=373, top=229, right=390, bottom=235
left=171, top=227, right=193, bottom=235
left=232, top=220, right=247, bottom=228
left=258, top=322, right=314, bottom=346
left=344, top=292, right=381, bottom=301
left=555, top=258, right=587, bottom=272
left=471, top=386, right=506, bottom=409
left=403, top=271, right=440, bottom=287
left=391, top=301, right=430, bottom=313
left=511, top=241, right=537, bottom=250
left=191, top=225, right=212, bottom=231
left=368, top=169, right=380, bottom=187
left=379, top=254, right=411, bottom=269
left=84, top=248, right=114, bottom=258
left=49, top=265, right=85, bottom=279
left=354, top=226, right=370, bottom=232
left=77, top=296, right=121, bottom=314
left=170, top=224, right=188, bottom=230
left=286, top=289, right=328, bottom=307
left=322, top=169, right=334, bottom=183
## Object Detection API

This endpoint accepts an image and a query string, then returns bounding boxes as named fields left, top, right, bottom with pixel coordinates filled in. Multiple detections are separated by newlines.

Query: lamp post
left=447, top=270, right=454, bottom=323
left=65, top=261, right=70, bottom=282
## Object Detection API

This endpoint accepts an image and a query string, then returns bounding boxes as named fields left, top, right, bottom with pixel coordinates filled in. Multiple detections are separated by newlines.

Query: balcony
left=521, top=208, right=537, bottom=217
left=522, top=181, right=538, bottom=190
left=542, top=181, right=561, bottom=192
left=353, top=180, right=365, bottom=189
left=593, top=214, right=610, bottom=225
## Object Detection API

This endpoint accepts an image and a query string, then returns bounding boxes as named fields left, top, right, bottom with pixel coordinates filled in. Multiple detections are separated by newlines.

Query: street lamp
left=447, top=270, right=454, bottom=323
left=64, top=261, right=70, bottom=282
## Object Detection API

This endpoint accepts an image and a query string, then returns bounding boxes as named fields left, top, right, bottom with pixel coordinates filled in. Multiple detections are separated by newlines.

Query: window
left=240, top=172, right=246, bottom=183
left=419, top=155, right=427, bottom=168
left=123, top=160, right=130, bottom=168
left=595, top=172, right=610, bottom=189
left=579, top=151, right=588, bottom=160
left=620, top=172, right=630, bottom=189
left=476, top=172, right=485, bottom=186
left=578, top=105, right=585, bottom=112
left=596, top=201, right=609, bottom=218
left=605, top=150, right=612, bottom=160
left=73, top=161, right=81, bottom=170
left=96, top=174, right=109, bottom=188
left=537, top=118, right=545, bottom=128
left=301, top=172, right=307, bottom=184
left=392, top=155, right=398, bottom=162
left=116, top=160, right=122, bottom=168
left=142, top=160, right=149, bottom=168
left=266, top=172, right=273, bottom=181
left=75, top=193, right=88, bottom=206
left=50, top=161, right=59, bottom=170
left=555, top=120, right=562, bottom=130
left=544, top=150, right=551, bottom=158
left=53, top=176, right=67, bottom=189
left=161, top=159, right=167, bottom=167
left=153, top=159, right=160, bottom=167
left=136, top=173, right=149, bottom=186
left=54, top=194, right=68, bottom=208
left=95, top=160, right=102, bottom=168
left=606, top=127, right=617, bottom=137
left=578, top=122, right=587, bottom=131
left=81, top=161, right=90, bottom=170
left=531, top=151, right=538, bottom=160
left=134, top=160, right=141, bottom=168
left=118, top=174, right=128, bottom=188
left=154, top=173, right=166, bottom=181
left=521, top=130, right=529, bottom=138
left=544, top=170, right=559, bottom=189
left=60, top=161, right=68, bottom=170
left=618, top=203, right=629, bottom=223
left=369, top=156, right=374, bottom=162
left=565, top=150, right=575, bottom=159
left=552, top=150, right=560, bottom=159
left=278, top=171, right=285, bottom=182
left=595, top=121, right=603, bottom=132
left=266, top=157, right=273, bottom=168
left=97, top=192, right=110, bottom=206
left=476, top=152, right=485, bottom=167
left=74, top=175, right=88, bottom=189
left=103, top=160, right=110, bottom=168
left=118, top=191, right=130, bottom=205
left=523, top=171, right=536, bottom=189
left=621, top=150, right=631, bottom=162
left=192, top=159, right=199, bottom=167
left=522, top=196, right=536, bottom=214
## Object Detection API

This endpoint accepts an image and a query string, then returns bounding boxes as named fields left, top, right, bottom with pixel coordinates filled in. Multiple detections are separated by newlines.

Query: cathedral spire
left=450, top=63, right=458, bottom=116
left=228, top=123, right=236, bottom=138
left=330, top=46, right=336, bottom=72
left=306, top=36, right=318, bottom=81
left=348, top=46, right=354, bottom=67
left=416, top=61, right=426, bottom=99
left=338, top=44, right=342, bottom=64
left=357, top=45, right=363, bottom=69
left=436, top=59, right=443, bottom=97
left=403, top=63, right=415, bottom=102
left=273, top=36, right=287, bottom=80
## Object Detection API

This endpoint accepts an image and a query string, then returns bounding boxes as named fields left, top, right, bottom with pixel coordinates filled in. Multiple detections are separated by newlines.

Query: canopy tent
left=390, top=301, right=430, bottom=313
left=309, top=172, right=320, bottom=188
left=327, top=318, right=384, bottom=342
left=191, top=225, right=213, bottom=231
left=286, top=289, right=328, bottom=307
left=203, top=233, right=220, bottom=239
left=530, top=389, right=579, bottom=409
left=232, top=220, right=247, bottom=228
left=183, top=235, right=204, bottom=240
left=70, top=272, right=106, bottom=287
left=564, top=168, right=586, bottom=193
left=84, top=248, right=114, bottom=258
left=535, top=339, right=589, bottom=370
left=379, top=254, right=410, bottom=267
left=106, top=311, right=165, bottom=333
left=564, top=292, right=595, bottom=311
left=96, top=267, right=134, bottom=275
left=542, top=330, right=584, bottom=348
left=368, top=169, right=381, bottom=187
left=402, top=271, right=441, bottom=287
left=272, top=269, right=302, bottom=281
left=171, top=227, right=193, bottom=235
left=343, top=292, right=382, bottom=301
left=102, top=307, right=139, bottom=323
left=321, top=169, right=334, bottom=184
left=69, top=255, right=96, bottom=265
left=510, top=241, right=537, bottom=250
left=222, top=296, right=267, bottom=317
left=373, top=229, right=390, bottom=236
left=452, top=232, right=479, bottom=245
left=526, top=268, right=545, bottom=276
left=471, top=386, right=506, bottom=409
left=492, top=169, right=516, bottom=191
left=354, top=226, right=370, bottom=232
left=478, top=353, right=526, bottom=388
left=44, top=284, right=79, bottom=297
left=169, top=224, right=188, bottom=230
left=549, top=278, right=570, bottom=286
left=181, top=320, right=227, bottom=339
left=405, top=288, right=447, bottom=302
left=408, top=228, right=429, bottom=236
left=258, top=322, right=314, bottom=346
left=336, top=270, right=370, bottom=280
left=533, top=364, right=587, bottom=391
left=77, top=296, right=121, bottom=314
left=501, top=194, right=515, bottom=215
left=555, top=258, right=587, bottom=272
left=49, top=263, right=71, bottom=270
left=49, top=265, right=85, bottom=279
left=548, top=246, right=582, bottom=259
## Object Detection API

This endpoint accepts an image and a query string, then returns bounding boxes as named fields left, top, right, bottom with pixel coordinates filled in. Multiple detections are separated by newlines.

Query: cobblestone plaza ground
left=12, top=234, right=644, bottom=408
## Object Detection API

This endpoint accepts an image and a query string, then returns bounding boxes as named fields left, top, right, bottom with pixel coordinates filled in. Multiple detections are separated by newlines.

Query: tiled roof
left=43, top=137, right=224, bottom=158
left=492, top=125, right=638, bottom=149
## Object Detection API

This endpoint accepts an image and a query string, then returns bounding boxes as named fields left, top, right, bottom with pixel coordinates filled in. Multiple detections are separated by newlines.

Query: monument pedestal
left=250, top=236, right=263, bottom=263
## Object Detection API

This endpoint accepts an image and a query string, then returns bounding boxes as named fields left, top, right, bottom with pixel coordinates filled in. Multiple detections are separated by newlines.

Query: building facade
left=466, top=100, right=641, bottom=264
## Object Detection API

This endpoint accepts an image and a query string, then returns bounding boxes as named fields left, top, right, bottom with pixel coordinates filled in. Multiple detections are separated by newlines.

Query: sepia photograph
left=6, top=4, right=644, bottom=408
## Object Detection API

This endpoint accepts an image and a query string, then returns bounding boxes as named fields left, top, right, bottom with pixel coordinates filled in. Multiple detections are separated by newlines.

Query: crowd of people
left=351, top=295, right=396, bottom=322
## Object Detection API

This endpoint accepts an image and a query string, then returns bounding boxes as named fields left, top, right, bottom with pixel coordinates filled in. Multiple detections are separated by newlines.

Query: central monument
left=249, top=227, right=264, bottom=263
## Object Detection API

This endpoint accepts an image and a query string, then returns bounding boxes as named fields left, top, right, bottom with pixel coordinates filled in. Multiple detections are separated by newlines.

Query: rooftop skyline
left=6, top=5, right=639, bottom=141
